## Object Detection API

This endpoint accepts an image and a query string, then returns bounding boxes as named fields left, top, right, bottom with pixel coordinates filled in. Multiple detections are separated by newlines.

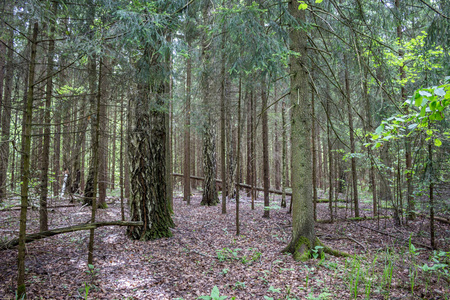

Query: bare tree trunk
left=262, top=75, right=270, bottom=218
left=327, top=96, right=334, bottom=222
left=97, top=57, right=109, bottom=208
left=345, top=57, right=359, bottom=218
left=17, top=22, right=38, bottom=299
left=220, top=30, right=227, bottom=214
left=274, top=98, right=281, bottom=191
left=311, top=90, right=317, bottom=221
left=284, top=2, right=315, bottom=260
left=87, top=58, right=103, bottom=265
left=184, top=41, right=191, bottom=204
left=236, top=77, right=242, bottom=235
left=40, top=3, right=57, bottom=231
left=281, top=100, right=287, bottom=208
left=200, top=1, right=218, bottom=207
left=0, top=29, right=13, bottom=201
left=110, top=107, right=117, bottom=190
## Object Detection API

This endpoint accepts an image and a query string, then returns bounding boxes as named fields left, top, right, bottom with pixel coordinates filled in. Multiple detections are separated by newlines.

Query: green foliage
left=198, top=286, right=227, bottom=300
left=369, top=80, right=450, bottom=149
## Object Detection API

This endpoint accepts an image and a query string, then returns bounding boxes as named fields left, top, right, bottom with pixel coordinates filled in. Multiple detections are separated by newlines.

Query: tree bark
left=184, top=41, right=192, bottom=204
left=40, top=3, right=57, bottom=231
left=345, top=56, right=359, bottom=218
left=17, top=22, right=38, bottom=299
left=200, top=1, right=218, bottom=207
left=281, top=100, right=287, bottom=208
left=262, top=75, right=270, bottom=218
left=127, top=42, right=174, bottom=240
left=0, top=30, right=13, bottom=201
left=284, top=3, right=316, bottom=260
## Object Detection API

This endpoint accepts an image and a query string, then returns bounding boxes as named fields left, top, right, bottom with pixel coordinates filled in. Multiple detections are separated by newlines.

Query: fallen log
left=172, top=173, right=292, bottom=196
left=0, top=221, right=143, bottom=250
left=317, top=215, right=392, bottom=223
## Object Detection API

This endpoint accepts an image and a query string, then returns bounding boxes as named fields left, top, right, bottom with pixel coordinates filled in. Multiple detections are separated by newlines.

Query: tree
left=284, top=2, right=316, bottom=261
left=17, top=21, right=38, bottom=298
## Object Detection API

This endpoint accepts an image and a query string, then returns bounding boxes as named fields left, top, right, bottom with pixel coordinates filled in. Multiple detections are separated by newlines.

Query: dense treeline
left=0, top=0, right=449, bottom=298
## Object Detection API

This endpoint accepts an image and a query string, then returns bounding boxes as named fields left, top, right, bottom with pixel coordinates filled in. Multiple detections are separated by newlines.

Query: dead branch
left=0, top=221, right=143, bottom=250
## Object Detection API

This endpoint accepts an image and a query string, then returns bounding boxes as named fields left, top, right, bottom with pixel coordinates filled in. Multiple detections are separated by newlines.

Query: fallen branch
left=0, top=221, right=143, bottom=250
left=425, top=215, right=450, bottom=225
left=357, top=224, right=433, bottom=250
left=316, top=215, right=392, bottom=223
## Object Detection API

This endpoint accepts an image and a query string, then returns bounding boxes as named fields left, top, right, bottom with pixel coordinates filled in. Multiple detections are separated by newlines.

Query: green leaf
left=419, top=90, right=432, bottom=97
left=414, top=96, right=423, bottom=107
left=408, top=123, right=418, bottom=130
left=435, top=88, right=445, bottom=97
left=375, top=125, right=384, bottom=134
left=375, top=142, right=382, bottom=148
left=315, top=0, right=324, bottom=2
left=211, top=286, right=220, bottom=298
left=434, top=139, right=442, bottom=147
left=298, top=1, right=308, bottom=10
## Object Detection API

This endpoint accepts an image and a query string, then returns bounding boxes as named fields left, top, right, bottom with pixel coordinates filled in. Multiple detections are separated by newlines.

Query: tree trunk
left=200, top=1, right=218, bottom=207
left=97, top=57, right=109, bottom=208
left=40, top=3, right=57, bottom=231
left=87, top=58, right=103, bottom=265
left=184, top=41, right=191, bottom=204
left=0, top=30, right=13, bottom=201
left=236, top=77, right=242, bottom=235
left=345, top=57, right=359, bottom=218
left=281, top=100, right=287, bottom=208
left=127, top=43, right=174, bottom=240
left=17, top=22, right=38, bottom=299
left=311, top=89, right=317, bottom=221
left=284, top=3, right=316, bottom=260
left=327, top=96, right=334, bottom=222
left=262, top=75, right=270, bottom=218
left=220, top=30, right=227, bottom=214
left=83, top=54, right=98, bottom=206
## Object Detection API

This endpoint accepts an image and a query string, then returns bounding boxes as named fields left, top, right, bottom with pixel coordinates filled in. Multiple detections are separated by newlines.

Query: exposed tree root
left=316, top=238, right=351, bottom=257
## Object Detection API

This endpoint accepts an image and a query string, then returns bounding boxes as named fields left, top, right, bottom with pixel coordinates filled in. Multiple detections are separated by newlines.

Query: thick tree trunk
left=284, top=3, right=316, bottom=260
left=127, top=44, right=174, bottom=240
left=17, top=22, right=38, bottom=299
left=200, top=1, right=218, bottom=207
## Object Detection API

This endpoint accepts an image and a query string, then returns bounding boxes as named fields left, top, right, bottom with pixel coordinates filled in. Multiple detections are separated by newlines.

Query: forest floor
left=1, top=189, right=449, bottom=300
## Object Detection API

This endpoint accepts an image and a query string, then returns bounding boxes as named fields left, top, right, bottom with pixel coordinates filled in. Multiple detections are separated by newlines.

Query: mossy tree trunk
left=283, top=2, right=316, bottom=261
left=127, top=42, right=174, bottom=240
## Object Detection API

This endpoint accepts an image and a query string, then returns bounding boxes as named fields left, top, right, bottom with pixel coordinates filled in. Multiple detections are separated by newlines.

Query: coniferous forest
left=0, top=0, right=450, bottom=299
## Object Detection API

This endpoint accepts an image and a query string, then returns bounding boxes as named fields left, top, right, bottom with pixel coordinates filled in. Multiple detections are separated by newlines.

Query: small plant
left=221, top=268, right=229, bottom=275
left=85, top=264, right=98, bottom=284
left=233, top=281, right=246, bottom=290
left=84, top=282, right=90, bottom=300
left=198, top=286, right=228, bottom=300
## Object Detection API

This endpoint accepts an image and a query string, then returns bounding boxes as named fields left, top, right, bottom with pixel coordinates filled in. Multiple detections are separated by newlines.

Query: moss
left=316, top=238, right=350, bottom=257
left=97, top=202, right=108, bottom=209
left=17, top=285, right=26, bottom=299
left=293, top=236, right=313, bottom=261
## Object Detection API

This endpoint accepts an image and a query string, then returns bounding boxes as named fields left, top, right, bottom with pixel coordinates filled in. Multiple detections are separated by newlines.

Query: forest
left=0, top=0, right=449, bottom=299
